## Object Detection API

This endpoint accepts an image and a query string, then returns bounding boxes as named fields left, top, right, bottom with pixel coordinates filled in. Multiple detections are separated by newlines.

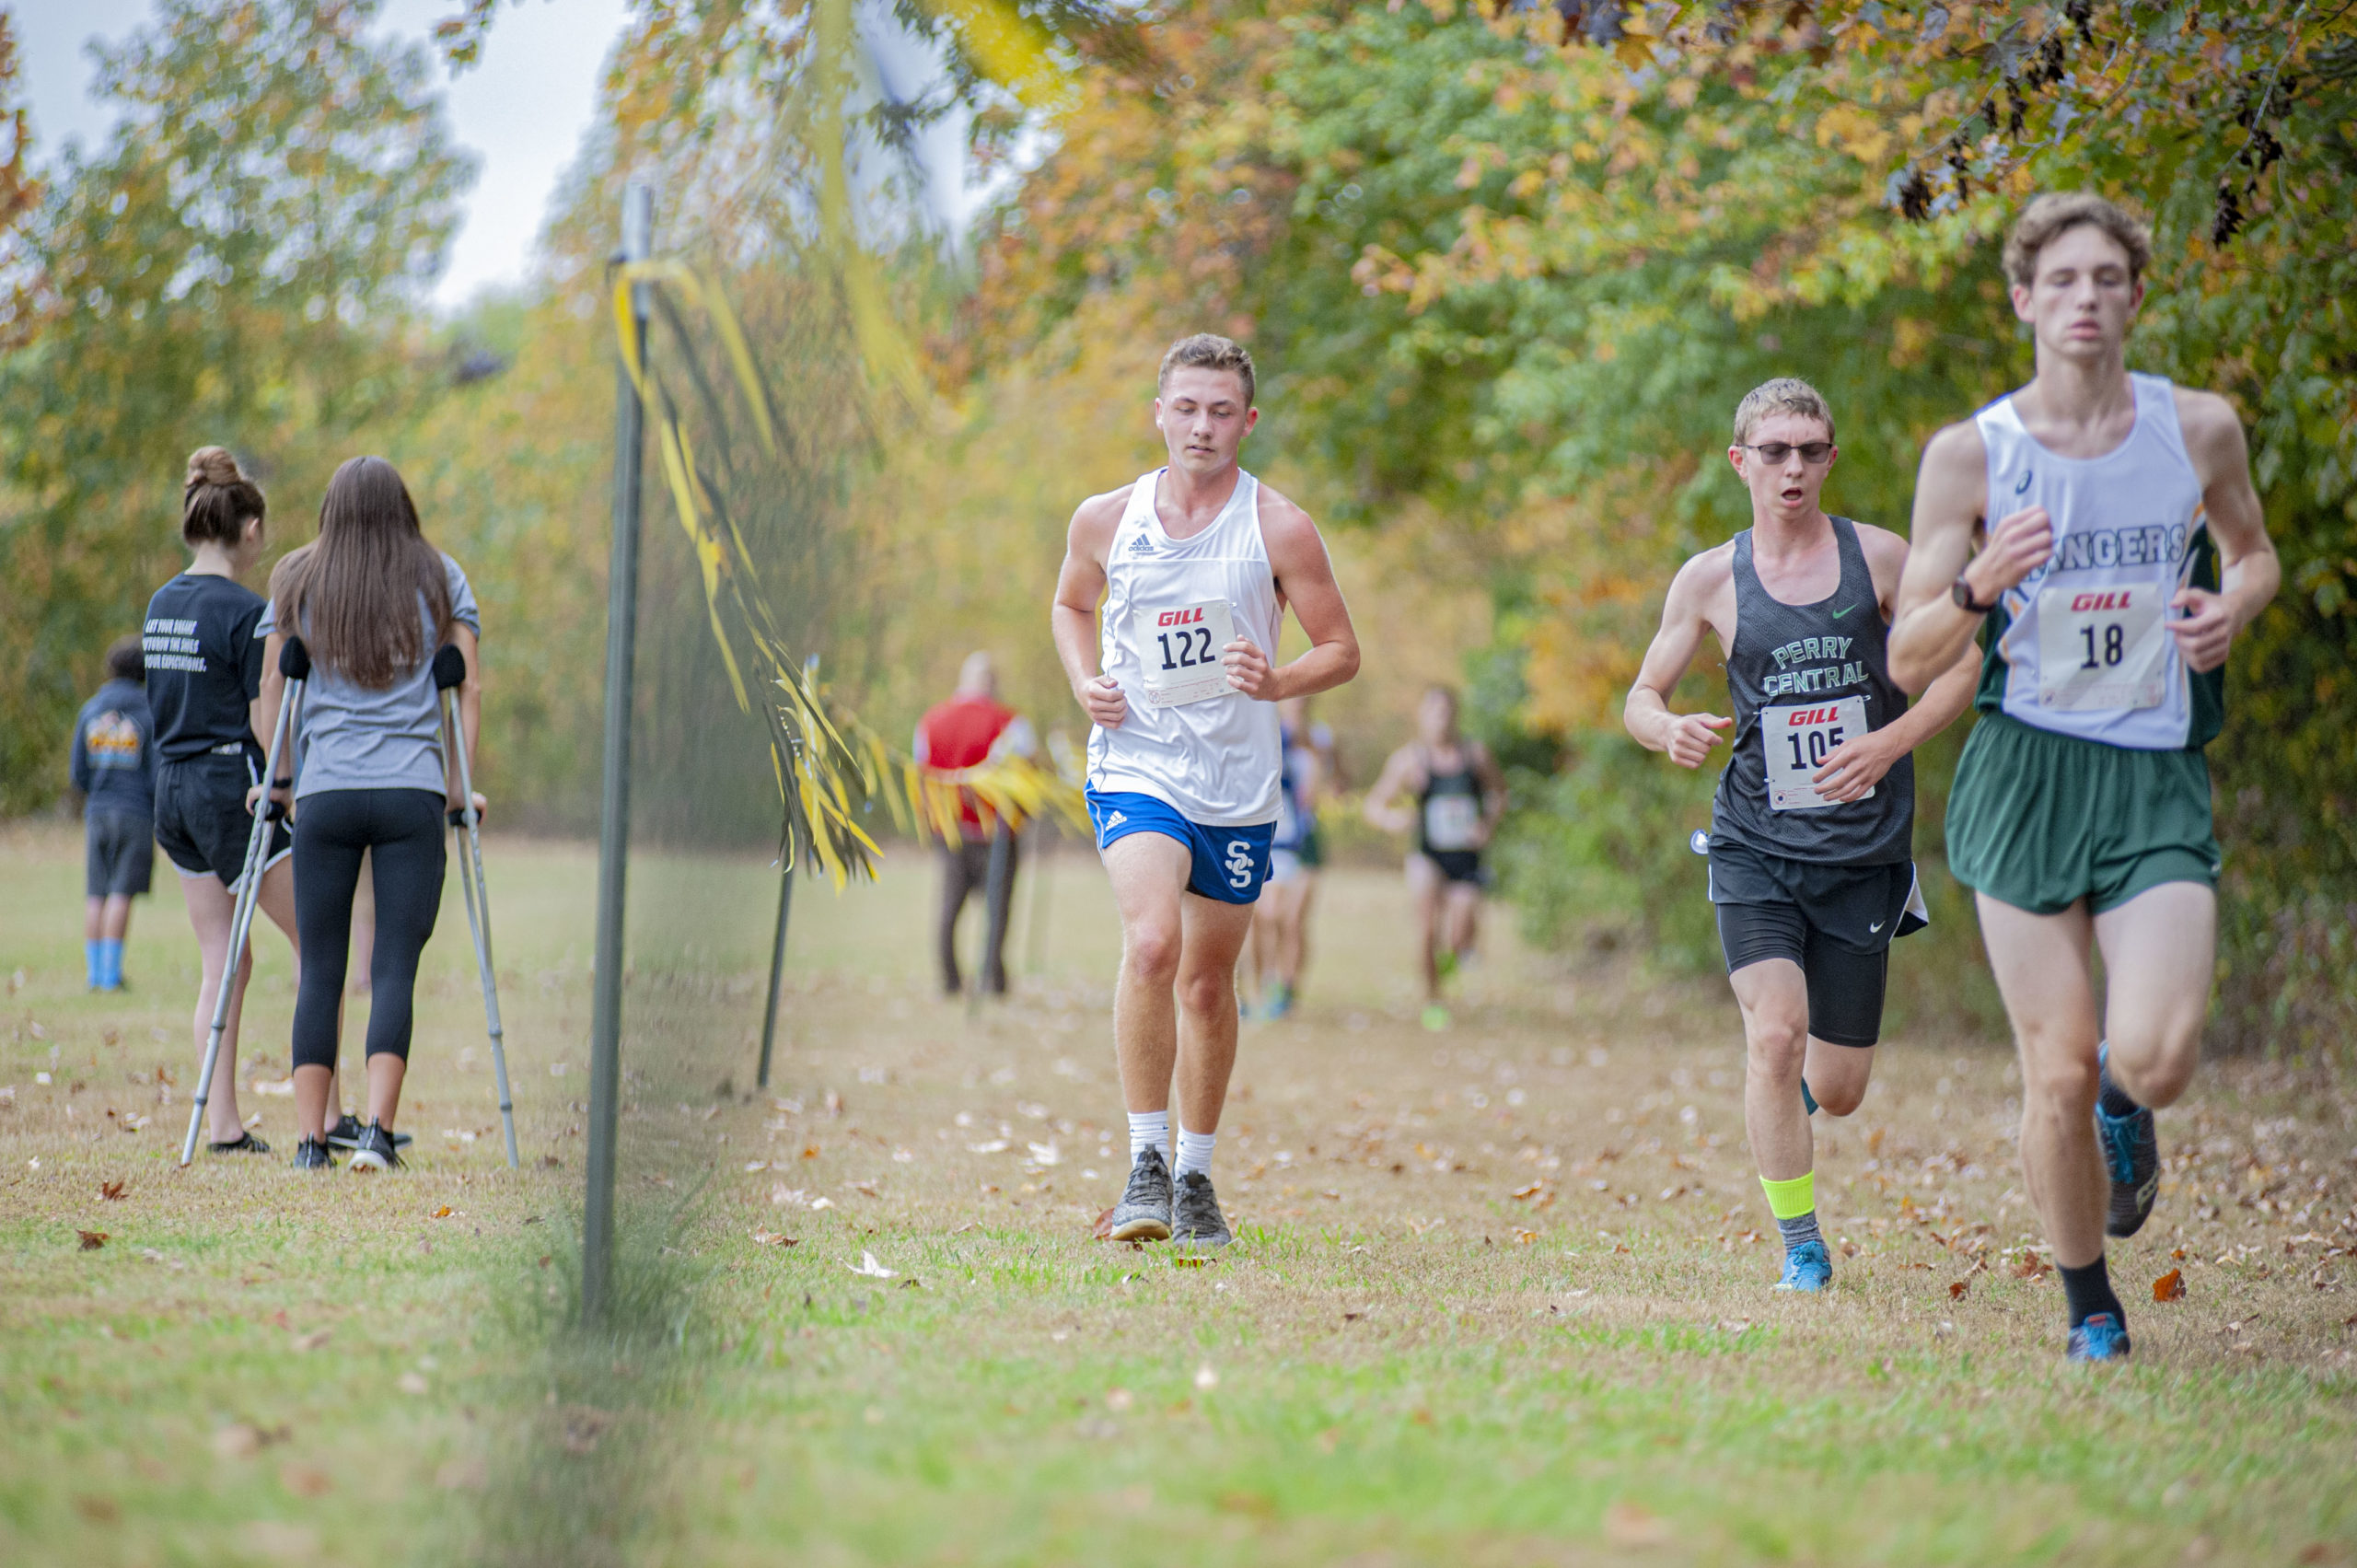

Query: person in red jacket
left=915, top=652, right=1036, bottom=995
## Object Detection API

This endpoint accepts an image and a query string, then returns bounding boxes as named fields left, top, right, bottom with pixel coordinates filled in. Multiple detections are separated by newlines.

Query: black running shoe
left=348, top=1121, right=404, bottom=1172
left=1171, top=1170, right=1233, bottom=1250
left=209, top=1131, right=272, bottom=1155
left=291, top=1137, right=336, bottom=1170
left=2096, top=1050, right=2159, bottom=1238
left=1107, top=1147, right=1173, bottom=1242
left=326, top=1113, right=412, bottom=1151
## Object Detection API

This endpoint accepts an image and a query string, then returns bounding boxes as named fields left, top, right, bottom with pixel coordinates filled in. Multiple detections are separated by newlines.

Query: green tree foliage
left=963, top=0, right=2356, bottom=1045
left=0, top=0, right=470, bottom=811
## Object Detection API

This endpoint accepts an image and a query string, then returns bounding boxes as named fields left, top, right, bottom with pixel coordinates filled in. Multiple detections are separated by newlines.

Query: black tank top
left=1709, top=517, right=1913, bottom=865
left=1417, top=747, right=1483, bottom=857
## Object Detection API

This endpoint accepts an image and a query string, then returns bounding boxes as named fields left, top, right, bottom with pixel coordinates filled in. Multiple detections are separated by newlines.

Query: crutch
left=180, top=637, right=308, bottom=1166
left=434, top=644, right=518, bottom=1168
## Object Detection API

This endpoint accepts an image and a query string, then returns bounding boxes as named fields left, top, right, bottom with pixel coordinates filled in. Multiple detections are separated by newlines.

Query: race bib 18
left=1134, top=598, right=1237, bottom=707
left=2036, top=583, right=2169, bottom=712
left=1764, top=696, right=1873, bottom=812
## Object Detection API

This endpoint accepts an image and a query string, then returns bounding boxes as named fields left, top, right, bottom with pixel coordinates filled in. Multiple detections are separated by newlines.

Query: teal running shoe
left=1774, top=1239, right=1832, bottom=1293
left=2067, top=1311, right=2132, bottom=1363
left=2096, top=1049, right=2159, bottom=1238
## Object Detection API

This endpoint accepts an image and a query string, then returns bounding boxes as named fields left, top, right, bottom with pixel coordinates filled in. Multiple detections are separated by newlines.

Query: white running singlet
left=1086, top=468, right=1283, bottom=826
left=1976, top=373, right=2209, bottom=750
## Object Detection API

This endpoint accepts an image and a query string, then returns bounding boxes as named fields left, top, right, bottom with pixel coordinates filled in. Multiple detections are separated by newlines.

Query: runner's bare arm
left=2171, top=389, right=2279, bottom=672
left=1362, top=744, right=1424, bottom=834
left=1889, top=422, right=2051, bottom=692
left=1809, top=641, right=1979, bottom=803
left=1624, top=554, right=1732, bottom=768
left=1051, top=490, right=1133, bottom=729
left=1225, top=488, right=1360, bottom=701
left=249, top=630, right=292, bottom=815
left=1471, top=741, right=1508, bottom=847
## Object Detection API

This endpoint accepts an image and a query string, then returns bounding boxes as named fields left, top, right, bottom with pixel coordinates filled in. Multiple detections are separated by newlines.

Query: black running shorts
left=154, top=753, right=290, bottom=889
left=1707, top=837, right=1923, bottom=1049
left=1422, top=850, right=1488, bottom=888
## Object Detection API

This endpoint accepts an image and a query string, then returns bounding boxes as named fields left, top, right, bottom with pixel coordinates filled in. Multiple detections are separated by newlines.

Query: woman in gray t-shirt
left=259, top=455, right=483, bottom=1172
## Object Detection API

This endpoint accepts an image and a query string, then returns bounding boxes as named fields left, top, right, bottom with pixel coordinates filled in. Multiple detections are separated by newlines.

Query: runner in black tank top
left=1625, top=379, right=1981, bottom=1297
left=1367, top=686, right=1504, bottom=1031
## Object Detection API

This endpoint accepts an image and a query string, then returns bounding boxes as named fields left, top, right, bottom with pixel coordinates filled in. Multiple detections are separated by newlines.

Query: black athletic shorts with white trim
left=154, top=750, right=291, bottom=890
left=1706, top=837, right=1926, bottom=1049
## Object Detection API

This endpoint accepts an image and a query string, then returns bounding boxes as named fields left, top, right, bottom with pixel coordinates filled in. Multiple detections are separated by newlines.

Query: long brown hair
left=269, top=456, right=451, bottom=690
left=183, top=446, right=266, bottom=546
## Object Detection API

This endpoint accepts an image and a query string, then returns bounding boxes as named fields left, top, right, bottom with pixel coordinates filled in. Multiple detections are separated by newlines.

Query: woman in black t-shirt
left=144, top=447, right=329, bottom=1154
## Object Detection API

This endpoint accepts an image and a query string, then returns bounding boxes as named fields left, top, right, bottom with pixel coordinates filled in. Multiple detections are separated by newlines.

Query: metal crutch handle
left=435, top=645, right=518, bottom=1168
left=180, top=637, right=307, bottom=1167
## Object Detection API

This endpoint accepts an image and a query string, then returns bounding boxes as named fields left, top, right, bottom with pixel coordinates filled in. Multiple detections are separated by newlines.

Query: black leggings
left=292, top=788, right=446, bottom=1069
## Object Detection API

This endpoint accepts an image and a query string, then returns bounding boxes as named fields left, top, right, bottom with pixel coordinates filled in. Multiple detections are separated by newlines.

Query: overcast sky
left=13, top=0, right=631, bottom=308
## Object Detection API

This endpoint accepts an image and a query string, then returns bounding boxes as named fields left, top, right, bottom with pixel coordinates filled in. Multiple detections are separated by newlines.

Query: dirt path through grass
left=4, top=823, right=2352, bottom=1565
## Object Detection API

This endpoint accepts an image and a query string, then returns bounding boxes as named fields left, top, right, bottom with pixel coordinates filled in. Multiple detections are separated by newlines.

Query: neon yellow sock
left=1759, top=1171, right=1816, bottom=1222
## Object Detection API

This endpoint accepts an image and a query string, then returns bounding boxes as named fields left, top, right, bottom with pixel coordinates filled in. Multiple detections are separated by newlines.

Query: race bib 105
left=1134, top=598, right=1238, bottom=707
left=2036, top=583, right=2169, bottom=712
left=1764, top=696, right=1873, bottom=812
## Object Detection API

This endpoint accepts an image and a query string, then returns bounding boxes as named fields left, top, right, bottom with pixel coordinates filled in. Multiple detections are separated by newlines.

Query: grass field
left=4, top=819, right=2354, bottom=1566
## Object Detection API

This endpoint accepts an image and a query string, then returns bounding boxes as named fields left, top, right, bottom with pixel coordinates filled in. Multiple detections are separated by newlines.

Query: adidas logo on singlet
left=1127, top=534, right=1156, bottom=556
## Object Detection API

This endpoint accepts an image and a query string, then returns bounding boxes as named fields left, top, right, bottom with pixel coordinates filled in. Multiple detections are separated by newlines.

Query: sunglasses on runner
left=1738, top=441, right=1835, bottom=464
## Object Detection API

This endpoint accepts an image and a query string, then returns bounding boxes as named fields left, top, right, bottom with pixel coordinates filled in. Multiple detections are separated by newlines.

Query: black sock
left=2096, top=1047, right=2140, bottom=1118
left=2058, top=1255, right=2126, bottom=1329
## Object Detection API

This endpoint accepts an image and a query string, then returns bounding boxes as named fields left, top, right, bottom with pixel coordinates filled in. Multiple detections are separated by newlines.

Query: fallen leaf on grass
left=1216, top=1490, right=1275, bottom=1518
left=1091, top=1207, right=1118, bottom=1240
left=808, top=1197, right=834, bottom=1211
left=431, top=1206, right=454, bottom=1220
left=2013, top=1249, right=2052, bottom=1282
left=251, top=1078, right=294, bottom=1098
left=291, top=1330, right=331, bottom=1353
left=1602, top=1499, right=1671, bottom=1546
left=75, top=1494, right=120, bottom=1523
left=279, top=1462, right=334, bottom=1497
left=743, top=1160, right=770, bottom=1173
left=1194, top=1363, right=1219, bottom=1391
left=435, top=1457, right=488, bottom=1492
left=801, top=1144, right=820, bottom=1159
left=847, top=1250, right=897, bottom=1279
left=749, top=1230, right=798, bottom=1248
left=212, top=1423, right=264, bottom=1460
left=99, top=1180, right=126, bottom=1202
left=559, top=1407, right=612, bottom=1455
left=78, top=1230, right=107, bottom=1251
left=1104, top=1388, right=1134, bottom=1411
left=1948, top=1280, right=1969, bottom=1301
left=2154, top=1268, right=2187, bottom=1302
left=397, top=1372, right=429, bottom=1395
left=1513, top=1228, right=1538, bottom=1246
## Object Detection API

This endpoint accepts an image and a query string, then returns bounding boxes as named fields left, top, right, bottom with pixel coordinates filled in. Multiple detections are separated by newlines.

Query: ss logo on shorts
left=1225, top=840, right=1255, bottom=889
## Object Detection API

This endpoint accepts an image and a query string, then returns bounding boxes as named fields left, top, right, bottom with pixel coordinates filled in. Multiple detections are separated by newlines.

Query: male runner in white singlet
left=1890, top=194, right=2278, bottom=1362
left=1051, top=334, right=1361, bottom=1248
left=1626, top=377, right=1980, bottom=1293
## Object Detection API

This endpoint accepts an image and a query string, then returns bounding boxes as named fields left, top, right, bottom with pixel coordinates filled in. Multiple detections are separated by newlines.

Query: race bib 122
left=1134, top=598, right=1238, bottom=707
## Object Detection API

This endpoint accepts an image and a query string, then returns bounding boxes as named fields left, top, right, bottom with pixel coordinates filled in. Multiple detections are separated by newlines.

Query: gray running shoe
left=1171, top=1170, right=1233, bottom=1250
left=1107, top=1147, right=1173, bottom=1242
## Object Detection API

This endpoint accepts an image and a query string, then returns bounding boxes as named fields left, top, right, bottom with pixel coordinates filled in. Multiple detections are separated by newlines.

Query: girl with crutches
left=259, top=456, right=483, bottom=1171
left=143, top=447, right=316, bottom=1156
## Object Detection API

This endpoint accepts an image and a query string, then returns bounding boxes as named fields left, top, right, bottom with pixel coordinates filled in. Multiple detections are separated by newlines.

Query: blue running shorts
left=1085, top=787, right=1273, bottom=904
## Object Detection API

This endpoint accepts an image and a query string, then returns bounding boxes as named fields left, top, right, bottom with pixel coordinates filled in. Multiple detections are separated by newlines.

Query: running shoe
left=1421, top=1003, right=1451, bottom=1032
left=2067, top=1311, right=2132, bottom=1363
left=1774, top=1239, right=1832, bottom=1293
left=1170, top=1170, right=1233, bottom=1250
left=348, top=1121, right=405, bottom=1172
left=326, top=1113, right=412, bottom=1151
left=290, top=1137, right=335, bottom=1171
left=1262, top=981, right=1294, bottom=1022
left=1106, top=1147, right=1173, bottom=1242
left=2096, top=1050, right=2159, bottom=1238
left=209, top=1131, right=272, bottom=1155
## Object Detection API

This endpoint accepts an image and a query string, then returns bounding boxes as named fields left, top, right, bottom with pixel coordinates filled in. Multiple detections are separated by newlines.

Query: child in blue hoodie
left=71, top=636, right=157, bottom=991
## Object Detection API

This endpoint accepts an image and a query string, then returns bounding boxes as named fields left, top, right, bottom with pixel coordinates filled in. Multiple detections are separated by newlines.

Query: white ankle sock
left=1127, top=1109, right=1168, bottom=1163
left=1175, top=1127, right=1216, bottom=1178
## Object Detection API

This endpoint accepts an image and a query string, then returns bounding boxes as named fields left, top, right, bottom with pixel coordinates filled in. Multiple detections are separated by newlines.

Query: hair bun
left=185, top=446, right=243, bottom=492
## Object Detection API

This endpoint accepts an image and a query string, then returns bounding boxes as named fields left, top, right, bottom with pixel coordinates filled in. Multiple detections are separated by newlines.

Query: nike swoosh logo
left=1868, top=921, right=1885, bottom=933
left=1829, top=605, right=1855, bottom=619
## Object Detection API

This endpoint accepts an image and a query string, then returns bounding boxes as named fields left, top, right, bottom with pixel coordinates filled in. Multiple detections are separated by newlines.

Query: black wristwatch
left=1950, top=574, right=2000, bottom=615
